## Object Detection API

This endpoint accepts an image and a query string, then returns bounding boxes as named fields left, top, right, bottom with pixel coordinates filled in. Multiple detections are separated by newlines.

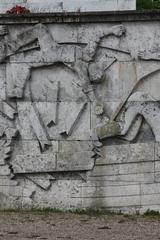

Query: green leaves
left=137, top=0, right=160, bottom=9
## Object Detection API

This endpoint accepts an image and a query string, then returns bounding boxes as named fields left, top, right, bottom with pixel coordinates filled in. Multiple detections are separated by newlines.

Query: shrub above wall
left=137, top=0, right=160, bottom=9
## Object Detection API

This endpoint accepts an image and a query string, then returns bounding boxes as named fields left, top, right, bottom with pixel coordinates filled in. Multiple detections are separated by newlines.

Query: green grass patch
left=0, top=207, right=64, bottom=214
left=0, top=207, right=119, bottom=216
left=72, top=208, right=122, bottom=216
left=144, top=209, right=160, bottom=216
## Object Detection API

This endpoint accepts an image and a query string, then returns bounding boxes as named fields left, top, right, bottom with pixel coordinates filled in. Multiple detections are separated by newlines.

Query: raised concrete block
left=96, top=143, right=155, bottom=165
left=57, top=151, right=94, bottom=171
left=13, top=154, right=56, bottom=173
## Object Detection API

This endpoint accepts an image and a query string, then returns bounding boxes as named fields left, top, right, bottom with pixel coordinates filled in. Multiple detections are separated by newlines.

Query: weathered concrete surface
left=0, top=13, right=160, bottom=214
left=0, top=0, right=136, bottom=13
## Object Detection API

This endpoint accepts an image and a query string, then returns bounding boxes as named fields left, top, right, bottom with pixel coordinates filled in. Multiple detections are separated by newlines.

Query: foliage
left=137, top=0, right=160, bottom=9
left=144, top=209, right=160, bottom=216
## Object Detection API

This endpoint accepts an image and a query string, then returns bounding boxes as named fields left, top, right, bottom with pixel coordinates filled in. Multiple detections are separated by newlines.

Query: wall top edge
left=0, top=10, right=160, bottom=24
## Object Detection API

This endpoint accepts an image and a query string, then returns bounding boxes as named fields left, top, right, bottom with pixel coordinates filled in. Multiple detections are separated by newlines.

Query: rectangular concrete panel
left=0, top=0, right=136, bottom=13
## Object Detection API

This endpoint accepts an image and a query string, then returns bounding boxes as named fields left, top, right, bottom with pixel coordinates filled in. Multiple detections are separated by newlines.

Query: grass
left=143, top=209, right=160, bottom=216
left=72, top=208, right=112, bottom=216
left=0, top=207, right=64, bottom=214
left=0, top=207, right=119, bottom=216
left=1, top=208, right=160, bottom=217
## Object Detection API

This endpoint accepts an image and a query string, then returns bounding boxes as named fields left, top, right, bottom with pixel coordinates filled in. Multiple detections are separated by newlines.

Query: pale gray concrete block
left=103, top=206, right=141, bottom=214
left=154, top=172, right=160, bottom=183
left=0, top=185, right=23, bottom=197
left=96, top=143, right=155, bottom=165
left=25, top=179, right=82, bottom=209
left=6, top=63, right=30, bottom=99
left=141, top=183, right=160, bottom=195
left=82, top=195, right=141, bottom=208
left=88, top=172, right=155, bottom=184
left=36, top=102, right=58, bottom=127
left=29, top=65, right=86, bottom=102
left=26, top=173, right=55, bottom=190
left=59, top=140, right=92, bottom=152
left=0, top=65, right=6, bottom=101
left=155, top=161, right=160, bottom=172
left=92, top=162, right=154, bottom=177
left=155, top=143, right=160, bottom=160
left=22, top=182, right=36, bottom=198
left=141, top=194, right=160, bottom=206
left=0, top=166, right=11, bottom=176
left=0, top=177, right=18, bottom=186
left=9, top=45, right=75, bottom=64
left=81, top=184, right=140, bottom=198
left=57, top=151, right=94, bottom=171
left=13, top=154, right=56, bottom=173
left=92, top=62, right=124, bottom=102
left=118, top=0, right=136, bottom=10
left=0, top=193, right=22, bottom=209
left=47, top=102, right=91, bottom=141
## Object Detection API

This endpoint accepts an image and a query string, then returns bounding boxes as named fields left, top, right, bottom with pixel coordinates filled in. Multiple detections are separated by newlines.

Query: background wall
left=0, top=0, right=136, bottom=13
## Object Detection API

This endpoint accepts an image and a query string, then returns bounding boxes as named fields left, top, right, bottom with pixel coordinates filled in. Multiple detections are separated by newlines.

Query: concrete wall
left=0, top=12, right=160, bottom=214
left=0, top=0, right=136, bottom=13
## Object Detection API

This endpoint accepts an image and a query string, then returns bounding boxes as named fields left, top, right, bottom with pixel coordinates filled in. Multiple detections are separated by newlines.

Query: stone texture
left=0, top=166, right=11, bottom=176
left=0, top=15, right=160, bottom=214
left=57, top=151, right=94, bottom=171
left=88, top=173, right=155, bottom=184
left=26, top=173, right=55, bottom=190
left=0, top=0, right=136, bottom=13
left=81, top=184, right=140, bottom=198
left=12, top=154, right=56, bottom=173
left=96, top=143, right=155, bottom=165
left=91, top=162, right=154, bottom=177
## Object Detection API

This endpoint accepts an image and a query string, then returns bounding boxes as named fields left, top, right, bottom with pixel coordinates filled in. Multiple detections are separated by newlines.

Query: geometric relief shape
left=6, top=63, right=30, bottom=98
left=48, top=102, right=91, bottom=141
left=17, top=102, right=51, bottom=151
left=26, top=173, right=55, bottom=190
left=120, top=115, right=143, bottom=141
left=36, top=98, right=59, bottom=128
left=0, top=102, right=17, bottom=120
left=12, top=154, right=56, bottom=174
left=120, top=100, right=160, bottom=142
left=0, top=64, right=6, bottom=100
left=28, top=103, right=51, bottom=150
left=60, top=102, right=87, bottom=136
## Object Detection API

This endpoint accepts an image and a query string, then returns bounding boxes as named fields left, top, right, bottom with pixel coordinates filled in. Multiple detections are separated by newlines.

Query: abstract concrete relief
left=1, top=20, right=160, bottom=210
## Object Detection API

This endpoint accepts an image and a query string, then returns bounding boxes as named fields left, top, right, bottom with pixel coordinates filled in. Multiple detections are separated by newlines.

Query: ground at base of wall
left=0, top=212, right=159, bottom=240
